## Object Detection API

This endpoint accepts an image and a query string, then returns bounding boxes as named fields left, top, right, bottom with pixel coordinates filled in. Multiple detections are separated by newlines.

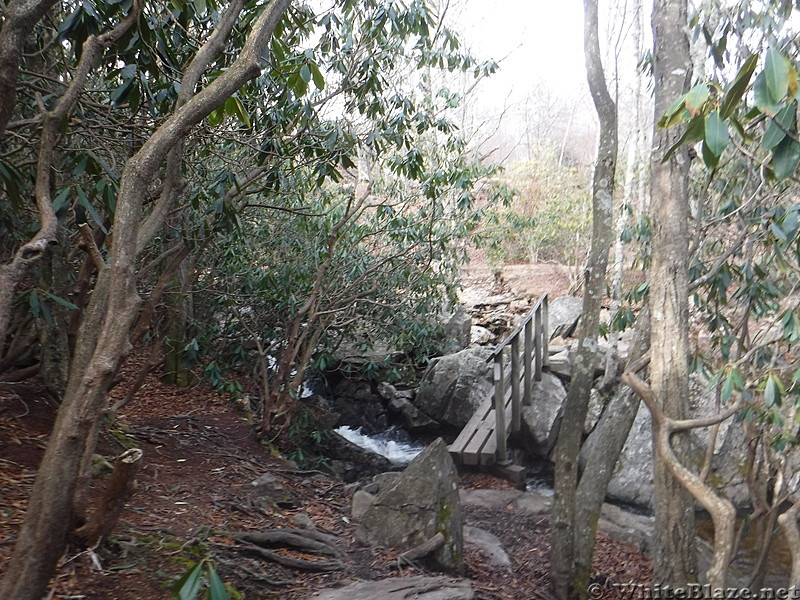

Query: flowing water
left=334, top=426, right=426, bottom=465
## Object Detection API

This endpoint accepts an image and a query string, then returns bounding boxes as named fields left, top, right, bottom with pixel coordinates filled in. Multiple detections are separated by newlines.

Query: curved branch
left=135, top=0, right=249, bottom=254
left=0, top=0, right=142, bottom=346
left=622, top=370, right=738, bottom=589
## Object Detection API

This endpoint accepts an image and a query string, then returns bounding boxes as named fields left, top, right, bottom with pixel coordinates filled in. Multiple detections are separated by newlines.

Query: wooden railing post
left=494, top=354, right=507, bottom=462
left=534, top=305, right=543, bottom=381
left=510, top=336, right=521, bottom=433
left=542, top=294, right=550, bottom=369
left=523, top=317, right=533, bottom=406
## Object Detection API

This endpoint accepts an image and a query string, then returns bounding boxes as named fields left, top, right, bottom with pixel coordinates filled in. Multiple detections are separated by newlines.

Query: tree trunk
left=71, top=448, right=143, bottom=548
left=0, top=0, right=58, bottom=137
left=649, top=0, right=697, bottom=585
left=550, top=1, right=617, bottom=598
left=0, top=3, right=292, bottom=597
left=573, top=309, right=650, bottom=591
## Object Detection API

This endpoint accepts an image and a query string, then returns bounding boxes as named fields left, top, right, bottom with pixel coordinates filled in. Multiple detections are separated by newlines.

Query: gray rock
left=372, top=471, right=403, bottom=490
left=470, top=325, right=494, bottom=345
left=512, top=491, right=551, bottom=514
left=351, top=490, right=376, bottom=520
left=333, top=335, right=398, bottom=365
left=325, top=431, right=395, bottom=483
left=462, top=487, right=655, bottom=556
left=463, top=526, right=511, bottom=568
left=548, top=296, right=584, bottom=339
left=358, top=438, right=463, bottom=569
left=308, top=576, right=474, bottom=600
left=362, top=471, right=403, bottom=495
left=248, top=473, right=296, bottom=509
left=388, top=394, right=438, bottom=431
left=377, top=381, right=397, bottom=401
left=458, top=488, right=523, bottom=510
left=443, top=305, right=472, bottom=354
left=598, top=502, right=654, bottom=554
left=330, top=379, right=386, bottom=434
left=547, top=348, right=572, bottom=380
left=605, top=374, right=749, bottom=509
left=520, top=372, right=567, bottom=457
left=415, top=346, right=495, bottom=428
left=605, top=401, right=655, bottom=507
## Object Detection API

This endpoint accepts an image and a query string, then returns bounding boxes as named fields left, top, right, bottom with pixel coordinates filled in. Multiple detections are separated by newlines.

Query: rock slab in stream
left=308, top=576, right=474, bottom=600
left=358, top=438, right=463, bottom=569
left=325, top=431, right=395, bottom=483
left=415, top=346, right=494, bottom=428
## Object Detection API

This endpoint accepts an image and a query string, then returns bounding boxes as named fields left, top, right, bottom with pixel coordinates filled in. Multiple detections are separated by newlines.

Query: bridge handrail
left=448, top=293, right=550, bottom=467
left=489, top=293, right=548, bottom=463
left=487, top=293, right=549, bottom=361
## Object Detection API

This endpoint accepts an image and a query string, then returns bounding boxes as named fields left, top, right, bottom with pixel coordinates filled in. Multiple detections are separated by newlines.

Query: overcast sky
left=455, top=0, right=587, bottom=103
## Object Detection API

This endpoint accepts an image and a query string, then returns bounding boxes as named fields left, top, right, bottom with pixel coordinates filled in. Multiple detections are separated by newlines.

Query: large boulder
left=415, top=346, right=494, bottom=428
left=470, top=325, right=494, bottom=346
left=358, top=438, right=463, bottom=569
left=324, top=431, right=395, bottom=483
left=603, top=375, right=749, bottom=509
left=548, top=296, right=583, bottom=339
left=329, top=378, right=386, bottom=434
left=379, top=382, right=438, bottom=431
left=442, top=305, right=472, bottom=354
left=309, top=576, right=474, bottom=600
left=520, top=372, right=567, bottom=457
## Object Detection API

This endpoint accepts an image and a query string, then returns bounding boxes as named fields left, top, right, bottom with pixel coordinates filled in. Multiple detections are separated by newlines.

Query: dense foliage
left=0, top=0, right=500, bottom=428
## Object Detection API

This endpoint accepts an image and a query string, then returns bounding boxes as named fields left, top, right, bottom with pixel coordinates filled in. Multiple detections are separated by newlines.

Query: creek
left=333, top=425, right=425, bottom=465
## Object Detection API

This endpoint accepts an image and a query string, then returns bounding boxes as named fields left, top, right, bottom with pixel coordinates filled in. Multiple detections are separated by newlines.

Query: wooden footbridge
left=448, top=294, right=549, bottom=467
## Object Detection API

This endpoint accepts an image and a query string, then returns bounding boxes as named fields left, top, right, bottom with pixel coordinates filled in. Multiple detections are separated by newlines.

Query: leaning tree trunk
left=549, top=0, right=617, bottom=598
left=573, top=308, right=650, bottom=593
left=649, top=0, right=697, bottom=585
left=0, top=3, right=292, bottom=598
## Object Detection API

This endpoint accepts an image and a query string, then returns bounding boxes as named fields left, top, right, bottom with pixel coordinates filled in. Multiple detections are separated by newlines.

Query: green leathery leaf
left=755, top=71, right=782, bottom=116
left=765, top=375, right=782, bottom=408
left=76, top=187, right=108, bottom=234
left=765, top=47, right=790, bottom=102
left=662, top=115, right=704, bottom=163
left=43, top=291, right=79, bottom=311
left=771, top=135, right=800, bottom=179
left=171, top=562, right=203, bottom=600
left=704, top=110, right=729, bottom=156
left=659, top=92, right=688, bottom=128
left=763, top=101, right=796, bottom=151
left=29, top=289, right=41, bottom=318
left=308, top=61, right=325, bottom=90
left=702, top=140, right=720, bottom=168
left=206, top=565, right=231, bottom=600
left=685, top=83, right=709, bottom=116
left=721, top=54, right=759, bottom=119
left=299, top=63, right=311, bottom=84
left=207, top=105, right=224, bottom=126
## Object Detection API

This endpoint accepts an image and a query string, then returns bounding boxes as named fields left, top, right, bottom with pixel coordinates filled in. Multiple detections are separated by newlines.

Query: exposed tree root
left=389, top=532, right=445, bottom=568
left=231, top=528, right=346, bottom=571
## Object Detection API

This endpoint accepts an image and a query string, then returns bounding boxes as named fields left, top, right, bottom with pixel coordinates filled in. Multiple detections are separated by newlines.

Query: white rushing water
left=334, top=426, right=425, bottom=465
